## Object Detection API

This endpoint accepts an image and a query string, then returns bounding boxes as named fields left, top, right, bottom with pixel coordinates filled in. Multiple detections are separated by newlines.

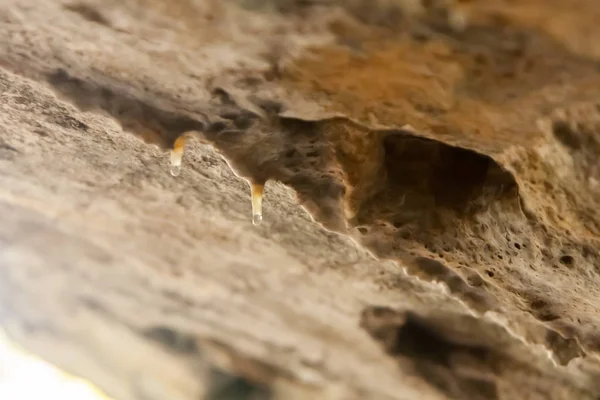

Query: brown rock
left=1, top=0, right=600, bottom=399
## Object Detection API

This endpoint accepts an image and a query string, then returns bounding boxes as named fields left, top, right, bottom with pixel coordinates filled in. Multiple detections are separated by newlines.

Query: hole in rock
left=559, top=255, right=574, bottom=266
left=359, top=132, right=518, bottom=231
left=383, top=135, right=514, bottom=210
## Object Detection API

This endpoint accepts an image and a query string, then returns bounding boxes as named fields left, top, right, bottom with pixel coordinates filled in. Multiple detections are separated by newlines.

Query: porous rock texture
left=1, top=0, right=600, bottom=399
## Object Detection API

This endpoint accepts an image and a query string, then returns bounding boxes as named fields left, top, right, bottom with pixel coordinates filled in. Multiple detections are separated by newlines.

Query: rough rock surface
left=1, top=0, right=600, bottom=399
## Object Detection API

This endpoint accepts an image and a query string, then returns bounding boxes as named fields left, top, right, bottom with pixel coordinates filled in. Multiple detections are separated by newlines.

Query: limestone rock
left=1, top=1, right=600, bottom=399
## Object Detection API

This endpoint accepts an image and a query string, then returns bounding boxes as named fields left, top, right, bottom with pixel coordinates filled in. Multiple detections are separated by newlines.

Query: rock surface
left=1, top=0, right=600, bottom=399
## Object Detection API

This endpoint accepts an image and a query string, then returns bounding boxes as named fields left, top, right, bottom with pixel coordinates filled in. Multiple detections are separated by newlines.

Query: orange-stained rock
left=1, top=1, right=600, bottom=399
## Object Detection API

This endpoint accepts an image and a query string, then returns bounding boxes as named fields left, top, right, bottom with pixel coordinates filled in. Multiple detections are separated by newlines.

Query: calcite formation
left=1, top=0, right=600, bottom=399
